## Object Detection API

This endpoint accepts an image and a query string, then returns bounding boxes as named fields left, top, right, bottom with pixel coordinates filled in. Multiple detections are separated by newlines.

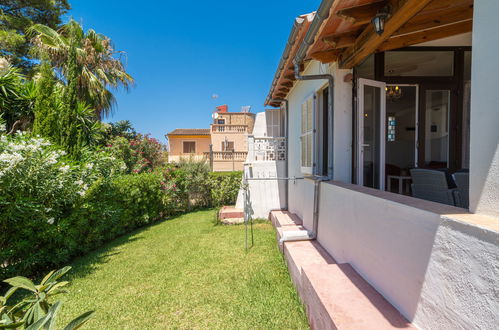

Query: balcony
left=211, top=124, right=248, bottom=133
left=204, top=151, right=247, bottom=161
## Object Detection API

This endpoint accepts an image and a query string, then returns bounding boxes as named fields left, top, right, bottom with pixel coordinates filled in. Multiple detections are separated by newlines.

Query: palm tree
left=0, top=62, right=37, bottom=133
left=28, top=20, right=134, bottom=118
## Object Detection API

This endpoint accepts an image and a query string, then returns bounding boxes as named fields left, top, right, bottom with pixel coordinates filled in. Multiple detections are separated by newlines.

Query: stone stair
left=269, top=210, right=415, bottom=330
left=219, top=206, right=244, bottom=224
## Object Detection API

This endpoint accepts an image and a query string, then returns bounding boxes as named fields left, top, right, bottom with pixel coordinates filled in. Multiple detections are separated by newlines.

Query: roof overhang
left=265, top=0, right=473, bottom=105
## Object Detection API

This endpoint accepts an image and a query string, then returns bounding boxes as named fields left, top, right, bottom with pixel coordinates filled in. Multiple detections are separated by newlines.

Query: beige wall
left=168, top=135, right=211, bottom=156
left=211, top=133, right=248, bottom=152
left=212, top=161, right=244, bottom=172
left=215, top=113, right=256, bottom=133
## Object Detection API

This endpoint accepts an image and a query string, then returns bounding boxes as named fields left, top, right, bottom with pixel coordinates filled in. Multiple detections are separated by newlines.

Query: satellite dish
left=212, top=112, right=219, bottom=119
left=241, top=105, right=251, bottom=113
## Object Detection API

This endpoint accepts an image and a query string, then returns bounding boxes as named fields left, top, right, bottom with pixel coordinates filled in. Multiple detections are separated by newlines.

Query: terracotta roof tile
left=167, top=128, right=210, bottom=136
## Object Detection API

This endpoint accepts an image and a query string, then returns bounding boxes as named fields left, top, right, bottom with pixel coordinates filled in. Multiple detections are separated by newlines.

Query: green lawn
left=59, top=210, right=308, bottom=329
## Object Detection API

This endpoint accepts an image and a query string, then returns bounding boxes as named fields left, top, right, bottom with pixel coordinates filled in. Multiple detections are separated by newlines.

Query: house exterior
left=208, top=106, right=256, bottom=171
left=235, top=109, right=287, bottom=218
left=258, top=0, right=499, bottom=328
left=166, top=128, right=210, bottom=163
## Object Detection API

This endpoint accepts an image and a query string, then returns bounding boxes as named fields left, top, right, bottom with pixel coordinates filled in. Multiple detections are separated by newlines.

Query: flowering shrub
left=107, top=134, right=166, bottom=174
left=0, top=133, right=128, bottom=278
left=0, top=134, right=241, bottom=280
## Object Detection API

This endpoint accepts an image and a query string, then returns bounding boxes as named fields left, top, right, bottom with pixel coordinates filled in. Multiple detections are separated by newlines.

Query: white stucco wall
left=286, top=61, right=354, bottom=228
left=316, top=182, right=499, bottom=329
left=469, top=0, right=499, bottom=217
left=237, top=161, right=287, bottom=219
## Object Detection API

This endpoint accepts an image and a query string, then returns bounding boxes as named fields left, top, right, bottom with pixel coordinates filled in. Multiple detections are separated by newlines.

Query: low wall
left=316, top=181, right=499, bottom=329
left=212, top=161, right=244, bottom=172
left=235, top=161, right=287, bottom=218
left=288, top=178, right=315, bottom=230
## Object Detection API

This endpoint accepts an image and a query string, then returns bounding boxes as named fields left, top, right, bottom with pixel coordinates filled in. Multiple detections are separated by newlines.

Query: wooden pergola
left=267, top=0, right=473, bottom=106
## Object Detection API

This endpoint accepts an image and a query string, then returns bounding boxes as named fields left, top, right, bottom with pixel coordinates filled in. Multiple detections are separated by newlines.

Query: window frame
left=300, top=93, right=315, bottom=175
left=221, top=141, right=234, bottom=152
left=182, top=141, right=196, bottom=154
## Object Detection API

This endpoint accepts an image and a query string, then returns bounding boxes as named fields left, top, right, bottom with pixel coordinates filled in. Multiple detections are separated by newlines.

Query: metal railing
left=211, top=124, right=248, bottom=133
left=242, top=176, right=304, bottom=251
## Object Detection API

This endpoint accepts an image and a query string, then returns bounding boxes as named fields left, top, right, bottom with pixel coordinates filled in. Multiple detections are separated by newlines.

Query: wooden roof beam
left=336, top=0, right=388, bottom=25
left=323, top=31, right=359, bottom=49
left=394, top=3, right=473, bottom=36
left=340, top=0, right=433, bottom=69
left=378, top=20, right=472, bottom=52
left=310, top=50, right=341, bottom=63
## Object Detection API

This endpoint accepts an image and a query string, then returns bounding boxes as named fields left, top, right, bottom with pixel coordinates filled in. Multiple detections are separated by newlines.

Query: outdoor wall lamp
left=372, top=5, right=391, bottom=35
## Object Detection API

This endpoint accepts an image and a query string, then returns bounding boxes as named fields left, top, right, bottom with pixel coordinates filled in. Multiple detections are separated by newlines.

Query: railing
left=248, top=136, right=287, bottom=162
left=211, top=124, right=248, bottom=133
left=204, top=151, right=248, bottom=161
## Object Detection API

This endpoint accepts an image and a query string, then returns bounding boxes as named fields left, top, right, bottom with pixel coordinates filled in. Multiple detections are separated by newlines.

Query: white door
left=357, top=78, right=386, bottom=190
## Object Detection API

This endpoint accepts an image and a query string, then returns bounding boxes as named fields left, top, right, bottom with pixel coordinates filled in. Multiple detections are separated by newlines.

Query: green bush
left=0, top=135, right=242, bottom=281
left=208, top=171, right=242, bottom=207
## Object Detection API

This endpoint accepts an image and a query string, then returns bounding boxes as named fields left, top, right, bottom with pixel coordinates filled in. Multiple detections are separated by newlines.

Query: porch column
left=332, top=65, right=353, bottom=183
left=469, top=0, right=499, bottom=217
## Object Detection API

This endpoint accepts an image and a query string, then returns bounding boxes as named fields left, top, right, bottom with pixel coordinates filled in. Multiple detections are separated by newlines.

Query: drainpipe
left=280, top=0, right=335, bottom=243
left=268, top=99, right=289, bottom=210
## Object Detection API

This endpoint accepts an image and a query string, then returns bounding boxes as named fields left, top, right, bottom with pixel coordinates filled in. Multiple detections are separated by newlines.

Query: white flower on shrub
left=86, top=163, right=94, bottom=170
left=0, top=152, right=24, bottom=166
left=47, top=218, right=55, bottom=225
left=45, top=208, right=53, bottom=213
left=60, top=165, right=70, bottom=173
left=0, top=123, right=6, bottom=132
left=75, top=179, right=84, bottom=186
left=0, top=57, right=9, bottom=74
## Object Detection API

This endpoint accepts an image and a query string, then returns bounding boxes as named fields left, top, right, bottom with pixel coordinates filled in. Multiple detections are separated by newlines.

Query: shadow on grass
left=67, top=208, right=217, bottom=282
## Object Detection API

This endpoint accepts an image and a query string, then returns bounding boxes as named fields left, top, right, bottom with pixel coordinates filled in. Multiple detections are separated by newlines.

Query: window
left=183, top=141, right=196, bottom=154
left=221, top=141, right=234, bottom=152
left=266, top=109, right=281, bottom=137
left=217, top=119, right=225, bottom=125
left=300, top=95, right=314, bottom=174
left=384, top=51, right=454, bottom=77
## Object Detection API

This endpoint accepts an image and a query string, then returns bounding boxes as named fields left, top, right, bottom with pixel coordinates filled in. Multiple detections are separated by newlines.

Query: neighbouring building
left=208, top=105, right=256, bottom=171
left=243, top=0, right=499, bottom=329
left=166, top=128, right=211, bottom=163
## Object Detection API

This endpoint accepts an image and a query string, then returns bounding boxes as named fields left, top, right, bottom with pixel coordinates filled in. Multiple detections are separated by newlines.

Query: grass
left=58, top=209, right=308, bottom=329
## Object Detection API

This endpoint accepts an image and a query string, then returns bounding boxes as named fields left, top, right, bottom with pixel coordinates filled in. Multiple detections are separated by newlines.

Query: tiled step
left=269, top=210, right=414, bottom=330
left=284, top=240, right=336, bottom=293
left=219, top=206, right=244, bottom=219
left=302, top=263, right=415, bottom=330
left=270, top=210, right=303, bottom=227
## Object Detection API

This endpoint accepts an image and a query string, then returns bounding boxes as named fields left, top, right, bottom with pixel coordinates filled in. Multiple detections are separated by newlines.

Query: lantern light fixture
left=372, top=5, right=391, bottom=35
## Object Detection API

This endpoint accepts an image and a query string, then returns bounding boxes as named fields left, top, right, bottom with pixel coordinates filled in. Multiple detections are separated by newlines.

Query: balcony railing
left=248, top=136, right=286, bottom=162
left=204, top=151, right=248, bottom=162
left=211, top=124, right=248, bottom=133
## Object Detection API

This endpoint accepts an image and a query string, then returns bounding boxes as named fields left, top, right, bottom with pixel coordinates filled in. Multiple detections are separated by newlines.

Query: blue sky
left=67, top=1, right=321, bottom=142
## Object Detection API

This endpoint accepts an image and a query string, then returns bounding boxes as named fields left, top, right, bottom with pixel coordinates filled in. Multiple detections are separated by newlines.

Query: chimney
left=216, top=104, right=228, bottom=113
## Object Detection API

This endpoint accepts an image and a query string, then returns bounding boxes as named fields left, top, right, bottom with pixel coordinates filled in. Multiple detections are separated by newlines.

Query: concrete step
left=219, top=206, right=244, bottom=219
left=220, top=218, right=244, bottom=225
left=270, top=210, right=303, bottom=227
left=269, top=210, right=414, bottom=329
left=302, top=263, right=415, bottom=330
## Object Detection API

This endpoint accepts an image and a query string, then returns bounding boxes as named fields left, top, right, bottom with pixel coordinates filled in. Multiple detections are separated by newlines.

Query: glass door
left=357, top=78, right=386, bottom=189
left=385, top=85, right=418, bottom=181
left=422, top=89, right=451, bottom=169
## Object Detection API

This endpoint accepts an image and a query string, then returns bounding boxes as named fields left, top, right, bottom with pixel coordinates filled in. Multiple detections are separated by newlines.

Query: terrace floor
left=59, top=210, right=308, bottom=329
